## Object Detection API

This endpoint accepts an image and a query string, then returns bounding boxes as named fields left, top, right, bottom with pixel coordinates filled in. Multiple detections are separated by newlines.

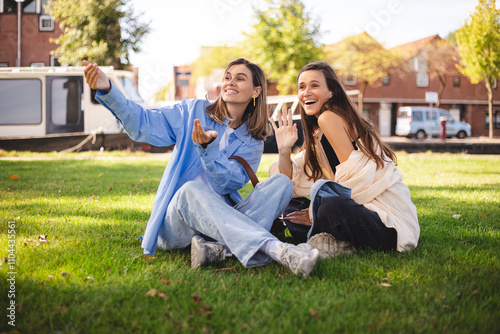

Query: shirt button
left=223, top=150, right=227, bottom=153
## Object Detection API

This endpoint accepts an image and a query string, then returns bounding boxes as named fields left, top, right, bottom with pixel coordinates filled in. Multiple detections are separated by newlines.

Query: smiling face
left=297, top=70, right=333, bottom=117
left=221, top=64, right=260, bottom=106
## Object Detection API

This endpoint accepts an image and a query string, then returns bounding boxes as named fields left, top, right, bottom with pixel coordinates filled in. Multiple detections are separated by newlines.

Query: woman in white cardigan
left=270, top=61, right=419, bottom=257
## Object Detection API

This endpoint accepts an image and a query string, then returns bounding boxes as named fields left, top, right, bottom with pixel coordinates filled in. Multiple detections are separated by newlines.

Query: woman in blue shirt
left=83, top=58, right=319, bottom=277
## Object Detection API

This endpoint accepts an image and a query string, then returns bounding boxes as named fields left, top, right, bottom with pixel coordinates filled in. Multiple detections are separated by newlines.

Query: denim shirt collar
left=223, top=118, right=252, bottom=145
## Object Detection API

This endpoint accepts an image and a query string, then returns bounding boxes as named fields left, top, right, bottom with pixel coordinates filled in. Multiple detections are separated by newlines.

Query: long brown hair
left=206, top=58, right=271, bottom=140
left=298, top=61, right=396, bottom=181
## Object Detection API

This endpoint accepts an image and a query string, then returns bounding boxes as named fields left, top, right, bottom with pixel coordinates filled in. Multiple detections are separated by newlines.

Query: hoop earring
left=253, top=97, right=256, bottom=107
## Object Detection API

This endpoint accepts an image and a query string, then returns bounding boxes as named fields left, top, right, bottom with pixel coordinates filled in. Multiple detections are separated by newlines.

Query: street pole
left=16, top=0, right=25, bottom=67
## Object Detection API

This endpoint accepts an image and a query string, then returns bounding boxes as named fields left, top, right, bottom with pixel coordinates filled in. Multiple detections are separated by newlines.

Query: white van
left=395, top=106, right=471, bottom=139
left=0, top=66, right=143, bottom=139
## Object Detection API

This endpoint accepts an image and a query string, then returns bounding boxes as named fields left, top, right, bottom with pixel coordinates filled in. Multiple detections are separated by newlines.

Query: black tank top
left=320, top=135, right=358, bottom=174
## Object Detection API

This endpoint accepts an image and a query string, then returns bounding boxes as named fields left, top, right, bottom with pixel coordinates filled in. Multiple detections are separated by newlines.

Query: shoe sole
left=308, top=233, right=356, bottom=259
left=191, top=235, right=206, bottom=269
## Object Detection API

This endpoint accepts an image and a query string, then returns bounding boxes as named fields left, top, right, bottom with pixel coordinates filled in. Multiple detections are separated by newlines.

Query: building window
left=0, top=63, right=9, bottom=67
left=343, top=74, right=357, bottom=86
left=41, top=0, right=48, bottom=13
left=382, top=75, right=390, bottom=86
left=23, top=0, right=36, bottom=13
left=416, top=73, right=429, bottom=87
left=39, top=14, right=54, bottom=31
left=485, top=109, right=500, bottom=129
left=30, top=62, right=45, bottom=67
left=50, top=55, right=61, bottom=66
left=453, top=76, right=461, bottom=87
left=0, top=79, right=42, bottom=125
left=2, top=0, right=18, bottom=13
left=491, top=78, right=498, bottom=89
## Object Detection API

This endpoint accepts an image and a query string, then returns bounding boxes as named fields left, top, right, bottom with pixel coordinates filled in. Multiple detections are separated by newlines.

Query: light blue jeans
left=156, top=174, right=293, bottom=268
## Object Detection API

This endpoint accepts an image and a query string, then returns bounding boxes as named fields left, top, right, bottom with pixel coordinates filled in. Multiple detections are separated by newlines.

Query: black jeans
left=284, top=196, right=397, bottom=251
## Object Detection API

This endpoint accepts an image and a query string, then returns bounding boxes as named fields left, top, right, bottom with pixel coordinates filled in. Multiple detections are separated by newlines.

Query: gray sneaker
left=274, top=243, right=319, bottom=278
left=191, top=235, right=228, bottom=269
left=307, top=233, right=356, bottom=259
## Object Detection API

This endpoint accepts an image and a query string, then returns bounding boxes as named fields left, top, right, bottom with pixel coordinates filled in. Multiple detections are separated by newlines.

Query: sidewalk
left=382, top=136, right=500, bottom=154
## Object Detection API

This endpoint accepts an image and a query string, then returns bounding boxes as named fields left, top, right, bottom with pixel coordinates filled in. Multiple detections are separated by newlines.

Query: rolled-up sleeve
left=195, top=136, right=263, bottom=195
left=269, top=151, right=314, bottom=198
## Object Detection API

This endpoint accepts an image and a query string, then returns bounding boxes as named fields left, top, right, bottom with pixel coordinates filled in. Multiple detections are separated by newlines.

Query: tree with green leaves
left=456, top=0, right=500, bottom=138
left=327, top=32, right=405, bottom=114
left=47, top=0, right=150, bottom=69
left=246, top=0, right=323, bottom=94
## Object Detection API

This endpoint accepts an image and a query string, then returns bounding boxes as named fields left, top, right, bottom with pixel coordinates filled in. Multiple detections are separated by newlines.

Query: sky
left=128, top=0, right=481, bottom=101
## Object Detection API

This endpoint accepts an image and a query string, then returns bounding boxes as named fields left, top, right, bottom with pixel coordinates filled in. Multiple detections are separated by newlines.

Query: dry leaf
left=140, top=178, right=147, bottom=182
left=48, top=275, right=55, bottom=279
left=158, top=293, right=168, bottom=300
left=146, top=288, right=157, bottom=297
left=192, top=294, right=202, bottom=304
left=61, top=272, right=70, bottom=277
left=99, top=173, right=104, bottom=177
left=10, top=174, right=20, bottom=179
left=86, top=276, right=95, bottom=281
left=39, top=235, right=48, bottom=243
left=379, top=283, right=392, bottom=287
left=452, top=214, right=461, bottom=219
left=193, top=305, right=212, bottom=316
left=309, top=308, right=319, bottom=318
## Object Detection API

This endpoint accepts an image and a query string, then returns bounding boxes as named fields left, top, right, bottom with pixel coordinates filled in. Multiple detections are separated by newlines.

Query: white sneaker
left=191, top=235, right=228, bottom=269
left=274, top=243, right=319, bottom=277
left=307, top=233, right=356, bottom=259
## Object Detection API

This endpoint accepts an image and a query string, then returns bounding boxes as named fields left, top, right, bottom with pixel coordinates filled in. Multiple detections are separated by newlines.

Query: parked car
left=395, top=106, right=471, bottom=139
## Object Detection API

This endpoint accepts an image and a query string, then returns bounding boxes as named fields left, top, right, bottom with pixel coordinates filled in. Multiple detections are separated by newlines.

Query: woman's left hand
left=192, top=119, right=218, bottom=146
left=284, top=209, right=312, bottom=226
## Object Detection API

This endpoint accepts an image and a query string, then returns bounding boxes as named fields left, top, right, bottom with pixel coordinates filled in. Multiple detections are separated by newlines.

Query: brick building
left=332, top=34, right=499, bottom=137
left=0, top=0, right=61, bottom=67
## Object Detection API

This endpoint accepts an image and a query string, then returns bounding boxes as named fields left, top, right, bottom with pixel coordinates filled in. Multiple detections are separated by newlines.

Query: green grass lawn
left=0, top=151, right=499, bottom=333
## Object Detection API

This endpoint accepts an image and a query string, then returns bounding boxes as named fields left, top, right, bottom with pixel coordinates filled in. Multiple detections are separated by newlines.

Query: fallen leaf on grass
left=158, top=293, right=168, bottom=300
left=193, top=305, right=212, bottom=316
left=61, top=272, right=71, bottom=278
left=86, top=276, right=95, bottom=281
left=379, top=283, right=392, bottom=287
left=140, top=178, right=147, bottom=182
left=47, top=219, right=55, bottom=223
left=2, top=257, right=7, bottom=263
left=10, top=174, right=20, bottom=179
left=192, top=294, right=202, bottom=304
left=48, top=275, right=55, bottom=279
left=309, top=308, right=319, bottom=318
left=146, top=288, right=157, bottom=297
left=161, top=276, right=173, bottom=286
left=39, top=235, right=48, bottom=243
left=56, top=306, right=69, bottom=314
left=452, top=214, right=461, bottom=219
left=99, top=173, right=104, bottom=177
left=471, top=290, right=479, bottom=296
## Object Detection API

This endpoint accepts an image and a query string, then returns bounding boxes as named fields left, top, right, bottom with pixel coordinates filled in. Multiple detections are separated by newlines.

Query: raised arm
left=270, top=106, right=297, bottom=179
left=83, top=60, right=111, bottom=92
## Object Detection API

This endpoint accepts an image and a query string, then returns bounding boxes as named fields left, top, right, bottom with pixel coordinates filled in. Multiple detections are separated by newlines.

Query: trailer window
left=0, top=79, right=42, bottom=125
left=50, top=77, right=82, bottom=125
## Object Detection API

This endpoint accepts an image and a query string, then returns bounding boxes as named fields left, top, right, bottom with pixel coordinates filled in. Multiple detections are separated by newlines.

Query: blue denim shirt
left=96, top=84, right=264, bottom=255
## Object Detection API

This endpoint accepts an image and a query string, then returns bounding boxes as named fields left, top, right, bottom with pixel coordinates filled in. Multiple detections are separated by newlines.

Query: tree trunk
left=436, top=74, right=447, bottom=108
left=486, top=77, right=494, bottom=139
left=358, top=81, right=367, bottom=115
